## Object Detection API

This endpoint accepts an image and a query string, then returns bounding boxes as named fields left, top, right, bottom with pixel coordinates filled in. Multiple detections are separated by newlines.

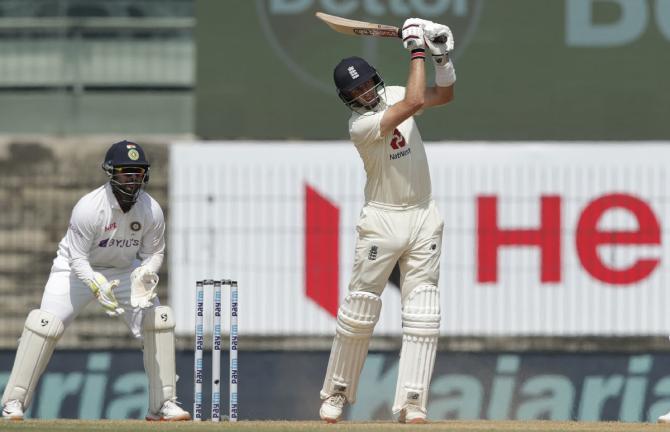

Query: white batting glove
left=401, top=18, right=426, bottom=52
left=425, top=38, right=450, bottom=66
left=87, top=272, right=124, bottom=317
left=130, top=266, right=159, bottom=309
left=424, top=23, right=454, bottom=52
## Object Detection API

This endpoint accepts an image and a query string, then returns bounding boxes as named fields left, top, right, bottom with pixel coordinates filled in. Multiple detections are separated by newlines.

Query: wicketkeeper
left=319, top=18, right=456, bottom=424
left=1, top=140, right=190, bottom=421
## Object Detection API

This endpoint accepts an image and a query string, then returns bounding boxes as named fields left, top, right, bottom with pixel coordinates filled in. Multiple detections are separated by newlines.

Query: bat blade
left=315, top=12, right=448, bottom=44
left=315, top=12, right=400, bottom=39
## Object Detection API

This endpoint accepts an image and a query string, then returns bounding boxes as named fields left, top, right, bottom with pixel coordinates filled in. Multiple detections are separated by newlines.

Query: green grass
left=0, top=420, right=668, bottom=432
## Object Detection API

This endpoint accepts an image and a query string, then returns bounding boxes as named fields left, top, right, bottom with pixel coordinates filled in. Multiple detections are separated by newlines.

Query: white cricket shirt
left=348, top=85, right=432, bottom=208
left=52, top=183, right=165, bottom=284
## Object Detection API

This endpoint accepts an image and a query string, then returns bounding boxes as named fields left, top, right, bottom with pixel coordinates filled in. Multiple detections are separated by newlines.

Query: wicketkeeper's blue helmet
left=102, top=140, right=151, bottom=206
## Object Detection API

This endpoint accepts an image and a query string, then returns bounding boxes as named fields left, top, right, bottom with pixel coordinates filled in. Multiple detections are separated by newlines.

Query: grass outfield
left=0, top=420, right=668, bottom=431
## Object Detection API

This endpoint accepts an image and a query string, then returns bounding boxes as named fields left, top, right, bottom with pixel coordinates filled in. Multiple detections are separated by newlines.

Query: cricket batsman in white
left=319, top=18, right=456, bottom=424
left=1, top=140, right=190, bottom=421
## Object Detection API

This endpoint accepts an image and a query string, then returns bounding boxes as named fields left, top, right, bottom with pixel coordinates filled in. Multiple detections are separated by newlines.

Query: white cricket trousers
left=349, top=198, right=444, bottom=299
left=39, top=256, right=155, bottom=338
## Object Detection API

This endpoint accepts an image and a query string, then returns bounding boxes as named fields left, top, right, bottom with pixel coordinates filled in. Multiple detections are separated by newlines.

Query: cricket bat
left=315, top=12, right=448, bottom=44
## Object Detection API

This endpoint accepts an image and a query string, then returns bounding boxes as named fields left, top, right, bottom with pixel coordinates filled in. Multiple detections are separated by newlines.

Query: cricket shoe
left=145, top=399, right=191, bottom=421
left=319, top=393, right=346, bottom=423
left=659, top=411, right=670, bottom=423
left=2, top=400, right=24, bottom=420
left=398, top=404, right=427, bottom=424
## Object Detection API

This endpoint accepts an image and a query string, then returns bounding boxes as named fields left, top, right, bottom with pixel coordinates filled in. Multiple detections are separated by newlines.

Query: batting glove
left=87, top=272, right=124, bottom=317
left=424, top=22, right=454, bottom=52
left=402, top=18, right=426, bottom=58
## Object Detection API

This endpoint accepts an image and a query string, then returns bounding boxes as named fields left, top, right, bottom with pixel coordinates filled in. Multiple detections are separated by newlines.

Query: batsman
left=319, top=18, right=456, bottom=423
left=1, top=140, right=190, bottom=421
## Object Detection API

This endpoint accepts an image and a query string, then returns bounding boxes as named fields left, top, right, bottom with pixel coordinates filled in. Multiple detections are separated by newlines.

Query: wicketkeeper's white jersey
left=52, top=183, right=165, bottom=285
left=349, top=85, right=432, bottom=208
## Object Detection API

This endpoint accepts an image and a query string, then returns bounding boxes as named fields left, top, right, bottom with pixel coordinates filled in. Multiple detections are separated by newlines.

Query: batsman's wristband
left=410, top=48, right=425, bottom=60
left=434, top=58, right=456, bottom=87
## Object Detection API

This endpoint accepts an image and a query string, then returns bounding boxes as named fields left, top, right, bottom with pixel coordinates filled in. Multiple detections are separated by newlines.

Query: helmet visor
left=339, top=76, right=386, bottom=114
left=109, top=166, right=148, bottom=202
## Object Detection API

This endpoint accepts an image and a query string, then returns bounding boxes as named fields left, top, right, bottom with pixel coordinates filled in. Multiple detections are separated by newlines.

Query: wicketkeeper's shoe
left=2, top=400, right=24, bottom=420
left=398, top=404, right=427, bottom=424
left=319, top=393, right=346, bottom=423
left=659, top=411, right=670, bottom=423
left=145, top=399, right=191, bottom=421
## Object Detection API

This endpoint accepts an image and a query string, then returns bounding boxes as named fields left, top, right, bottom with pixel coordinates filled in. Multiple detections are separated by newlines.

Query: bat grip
left=396, top=28, right=448, bottom=44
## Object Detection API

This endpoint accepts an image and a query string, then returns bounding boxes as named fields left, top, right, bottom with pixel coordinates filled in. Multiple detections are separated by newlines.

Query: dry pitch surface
left=0, top=421, right=668, bottom=431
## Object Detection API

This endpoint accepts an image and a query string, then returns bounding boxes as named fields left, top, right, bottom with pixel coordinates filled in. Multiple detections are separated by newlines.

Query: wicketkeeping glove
left=87, top=272, right=124, bottom=317
left=130, top=265, right=159, bottom=309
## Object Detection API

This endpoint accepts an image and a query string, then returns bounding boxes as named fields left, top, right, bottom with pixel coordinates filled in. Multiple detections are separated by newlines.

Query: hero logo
left=256, top=0, right=483, bottom=93
left=305, top=186, right=662, bottom=317
left=478, top=193, right=661, bottom=284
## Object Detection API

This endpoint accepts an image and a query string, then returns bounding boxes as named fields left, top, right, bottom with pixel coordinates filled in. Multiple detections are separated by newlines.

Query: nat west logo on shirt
left=104, top=222, right=117, bottom=232
left=389, top=128, right=411, bottom=160
left=98, top=238, right=140, bottom=248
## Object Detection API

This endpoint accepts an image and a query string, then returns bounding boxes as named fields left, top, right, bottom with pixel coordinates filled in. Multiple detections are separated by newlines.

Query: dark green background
left=196, top=0, right=669, bottom=140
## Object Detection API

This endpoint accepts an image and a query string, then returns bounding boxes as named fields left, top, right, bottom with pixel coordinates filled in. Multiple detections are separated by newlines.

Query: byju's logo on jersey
left=99, top=238, right=140, bottom=248
left=256, top=0, right=484, bottom=93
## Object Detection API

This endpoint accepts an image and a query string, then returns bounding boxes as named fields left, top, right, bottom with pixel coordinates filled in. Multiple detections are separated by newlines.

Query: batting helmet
left=333, top=56, right=386, bottom=113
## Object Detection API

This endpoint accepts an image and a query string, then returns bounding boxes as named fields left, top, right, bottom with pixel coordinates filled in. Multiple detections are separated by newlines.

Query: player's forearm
left=140, top=252, right=164, bottom=274
left=404, top=56, right=426, bottom=109
left=70, top=256, right=96, bottom=285
left=424, top=84, right=454, bottom=108
left=380, top=58, right=427, bottom=135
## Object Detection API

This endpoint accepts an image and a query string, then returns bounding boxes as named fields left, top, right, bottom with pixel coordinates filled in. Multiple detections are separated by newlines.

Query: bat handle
left=396, top=28, right=448, bottom=44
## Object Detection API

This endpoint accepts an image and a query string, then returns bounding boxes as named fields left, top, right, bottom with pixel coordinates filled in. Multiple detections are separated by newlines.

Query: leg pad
left=142, top=306, right=177, bottom=414
left=320, top=291, right=382, bottom=404
left=2, top=310, right=65, bottom=408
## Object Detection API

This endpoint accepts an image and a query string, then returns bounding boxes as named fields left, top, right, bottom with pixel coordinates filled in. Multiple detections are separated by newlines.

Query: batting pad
left=321, top=291, right=382, bottom=404
left=2, top=309, right=65, bottom=408
left=393, top=285, right=440, bottom=414
left=142, top=306, right=177, bottom=413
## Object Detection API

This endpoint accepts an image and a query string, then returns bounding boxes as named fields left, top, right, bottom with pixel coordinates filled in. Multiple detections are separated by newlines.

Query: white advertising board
left=169, top=142, right=670, bottom=337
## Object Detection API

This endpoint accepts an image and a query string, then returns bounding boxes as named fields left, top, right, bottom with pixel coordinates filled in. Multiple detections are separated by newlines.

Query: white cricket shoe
left=145, top=399, right=191, bottom=421
left=398, top=404, right=427, bottom=424
left=2, top=400, right=24, bottom=420
left=659, top=411, right=670, bottom=423
left=319, top=393, right=346, bottom=423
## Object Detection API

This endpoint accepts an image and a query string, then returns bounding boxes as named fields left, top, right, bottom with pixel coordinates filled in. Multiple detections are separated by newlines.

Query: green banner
left=196, top=0, right=670, bottom=140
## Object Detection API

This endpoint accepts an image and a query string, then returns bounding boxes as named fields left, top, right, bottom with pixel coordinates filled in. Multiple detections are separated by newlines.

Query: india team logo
left=128, top=149, right=140, bottom=161
left=256, top=0, right=483, bottom=93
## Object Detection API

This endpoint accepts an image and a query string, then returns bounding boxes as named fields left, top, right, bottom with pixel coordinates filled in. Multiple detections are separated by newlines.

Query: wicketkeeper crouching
left=1, top=140, right=190, bottom=421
